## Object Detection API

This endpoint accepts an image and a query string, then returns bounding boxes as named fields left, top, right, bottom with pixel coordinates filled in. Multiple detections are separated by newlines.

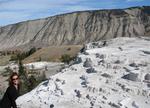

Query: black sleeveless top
left=0, top=85, right=19, bottom=108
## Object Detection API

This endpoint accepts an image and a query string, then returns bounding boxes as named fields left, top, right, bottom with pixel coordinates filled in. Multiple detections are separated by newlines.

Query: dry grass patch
left=23, top=45, right=83, bottom=63
left=0, top=55, right=11, bottom=66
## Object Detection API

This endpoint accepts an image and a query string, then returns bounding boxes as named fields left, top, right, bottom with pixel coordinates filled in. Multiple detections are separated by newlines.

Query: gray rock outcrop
left=122, top=73, right=139, bottom=81
left=144, top=74, right=150, bottom=81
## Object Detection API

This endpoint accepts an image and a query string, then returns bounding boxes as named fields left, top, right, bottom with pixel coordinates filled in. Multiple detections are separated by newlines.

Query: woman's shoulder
left=6, top=85, right=16, bottom=92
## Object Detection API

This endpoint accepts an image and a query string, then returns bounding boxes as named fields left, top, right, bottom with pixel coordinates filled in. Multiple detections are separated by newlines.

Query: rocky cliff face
left=0, top=6, right=150, bottom=50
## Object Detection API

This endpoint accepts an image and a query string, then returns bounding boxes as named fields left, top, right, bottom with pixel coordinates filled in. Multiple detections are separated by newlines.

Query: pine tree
left=18, top=59, right=30, bottom=94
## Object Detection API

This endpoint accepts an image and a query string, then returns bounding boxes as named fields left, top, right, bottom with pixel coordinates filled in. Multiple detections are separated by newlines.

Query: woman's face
left=12, top=75, right=19, bottom=85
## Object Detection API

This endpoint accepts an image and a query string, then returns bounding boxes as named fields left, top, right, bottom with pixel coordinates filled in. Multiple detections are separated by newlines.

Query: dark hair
left=9, top=72, right=19, bottom=86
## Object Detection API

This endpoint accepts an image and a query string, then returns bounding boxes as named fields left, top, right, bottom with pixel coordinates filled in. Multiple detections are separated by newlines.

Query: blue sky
left=0, top=0, right=150, bottom=26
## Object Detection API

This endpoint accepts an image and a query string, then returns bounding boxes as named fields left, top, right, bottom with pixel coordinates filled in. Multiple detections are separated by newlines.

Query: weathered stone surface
left=145, top=74, right=150, bottom=81
left=0, top=6, right=150, bottom=50
left=122, top=73, right=139, bottom=81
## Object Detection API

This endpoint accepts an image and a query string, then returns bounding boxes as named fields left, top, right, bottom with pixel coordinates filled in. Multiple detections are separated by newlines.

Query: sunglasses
left=12, top=78, right=18, bottom=81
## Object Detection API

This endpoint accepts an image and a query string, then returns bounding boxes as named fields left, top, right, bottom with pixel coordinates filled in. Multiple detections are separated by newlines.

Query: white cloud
left=61, top=5, right=98, bottom=12
left=0, top=11, right=31, bottom=25
left=0, top=12, right=29, bottom=19
left=0, top=0, right=87, bottom=11
left=126, top=0, right=144, bottom=2
left=0, top=0, right=89, bottom=17
left=0, top=0, right=91, bottom=26
left=0, top=0, right=148, bottom=26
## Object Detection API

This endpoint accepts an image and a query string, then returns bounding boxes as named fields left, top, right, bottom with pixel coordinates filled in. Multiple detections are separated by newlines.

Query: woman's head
left=9, top=72, right=19, bottom=86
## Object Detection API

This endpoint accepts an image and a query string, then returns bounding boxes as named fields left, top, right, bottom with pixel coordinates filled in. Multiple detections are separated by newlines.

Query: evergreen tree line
left=10, top=47, right=37, bottom=61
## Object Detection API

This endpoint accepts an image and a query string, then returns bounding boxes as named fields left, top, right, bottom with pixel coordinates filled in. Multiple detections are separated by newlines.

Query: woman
left=0, top=72, right=20, bottom=108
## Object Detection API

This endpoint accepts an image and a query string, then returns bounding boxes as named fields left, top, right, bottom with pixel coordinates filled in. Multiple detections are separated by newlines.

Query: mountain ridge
left=0, top=6, right=150, bottom=50
left=1, top=6, right=149, bottom=27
